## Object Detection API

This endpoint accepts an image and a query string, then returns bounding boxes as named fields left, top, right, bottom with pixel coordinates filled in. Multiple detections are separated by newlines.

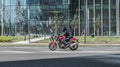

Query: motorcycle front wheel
left=49, top=42, right=57, bottom=51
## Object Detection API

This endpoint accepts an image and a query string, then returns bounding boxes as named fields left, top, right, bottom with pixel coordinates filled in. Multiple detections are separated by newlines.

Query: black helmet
left=62, top=27, right=67, bottom=32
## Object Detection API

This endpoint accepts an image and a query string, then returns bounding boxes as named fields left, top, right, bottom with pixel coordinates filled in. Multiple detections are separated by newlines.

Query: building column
left=93, top=0, right=96, bottom=36
left=1, top=0, right=5, bottom=36
left=119, top=0, right=120, bottom=35
left=101, top=0, right=103, bottom=36
left=85, top=0, right=88, bottom=36
left=109, top=0, right=111, bottom=36
left=87, top=8, right=90, bottom=35
left=78, top=0, right=81, bottom=36
left=116, top=0, right=120, bottom=36
left=28, top=5, right=31, bottom=43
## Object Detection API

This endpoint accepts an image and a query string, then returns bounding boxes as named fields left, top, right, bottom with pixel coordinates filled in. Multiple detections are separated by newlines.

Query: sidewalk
left=0, top=36, right=50, bottom=46
left=12, top=36, right=50, bottom=44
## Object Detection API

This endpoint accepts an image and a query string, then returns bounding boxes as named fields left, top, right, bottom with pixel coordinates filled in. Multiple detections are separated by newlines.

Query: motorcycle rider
left=61, top=27, right=73, bottom=47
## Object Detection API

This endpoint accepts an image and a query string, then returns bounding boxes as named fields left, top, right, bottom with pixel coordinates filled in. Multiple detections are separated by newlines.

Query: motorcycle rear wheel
left=69, top=43, right=78, bottom=50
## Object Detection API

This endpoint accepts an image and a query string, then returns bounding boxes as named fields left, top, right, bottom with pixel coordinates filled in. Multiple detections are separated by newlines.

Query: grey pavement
left=0, top=46, right=120, bottom=67
left=0, top=46, right=120, bottom=62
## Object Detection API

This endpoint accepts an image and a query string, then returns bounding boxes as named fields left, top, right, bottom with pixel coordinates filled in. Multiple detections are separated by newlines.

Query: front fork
left=50, top=41, right=57, bottom=46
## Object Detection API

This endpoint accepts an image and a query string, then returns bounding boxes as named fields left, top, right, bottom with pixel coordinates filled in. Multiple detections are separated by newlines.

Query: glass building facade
left=0, top=0, right=27, bottom=35
left=0, top=0, right=120, bottom=36
left=26, top=0, right=70, bottom=35
left=0, top=0, right=70, bottom=36
left=78, top=0, right=120, bottom=36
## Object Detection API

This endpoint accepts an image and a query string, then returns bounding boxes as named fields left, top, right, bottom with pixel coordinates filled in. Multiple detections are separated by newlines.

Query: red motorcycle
left=49, top=35, right=79, bottom=51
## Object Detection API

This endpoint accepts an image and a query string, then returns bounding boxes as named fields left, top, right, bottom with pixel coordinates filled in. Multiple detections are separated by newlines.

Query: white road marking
left=41, top=51, right=120, bottom=54
left=0, top=50, right=120, bottom=54
left=0, top=51, right=33, bottom=54
left=13, top=47, right=33, bottom=48
left=43, top=51, right=71, bottom=53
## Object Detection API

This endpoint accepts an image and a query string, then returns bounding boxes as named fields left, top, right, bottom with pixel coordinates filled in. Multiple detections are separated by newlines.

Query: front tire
left=49, top=42, right=57, bottom=51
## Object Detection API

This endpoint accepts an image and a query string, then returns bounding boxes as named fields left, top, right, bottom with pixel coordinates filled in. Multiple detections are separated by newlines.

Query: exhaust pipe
left=70, top=42, right=78, bottom=47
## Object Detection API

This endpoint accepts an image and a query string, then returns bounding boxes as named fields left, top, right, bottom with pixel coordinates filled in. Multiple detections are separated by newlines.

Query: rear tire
left=49, top=42, right=57, bottom=51
left=69, top=43, right=78, bottom=50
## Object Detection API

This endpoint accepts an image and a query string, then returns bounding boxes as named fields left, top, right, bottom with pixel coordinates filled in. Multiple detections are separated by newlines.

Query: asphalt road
left=0, top=46, right=120, bottom=67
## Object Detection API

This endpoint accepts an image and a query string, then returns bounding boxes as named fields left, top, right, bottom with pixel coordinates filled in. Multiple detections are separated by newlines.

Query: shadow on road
left=0, top=54, right=120, bottom=67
